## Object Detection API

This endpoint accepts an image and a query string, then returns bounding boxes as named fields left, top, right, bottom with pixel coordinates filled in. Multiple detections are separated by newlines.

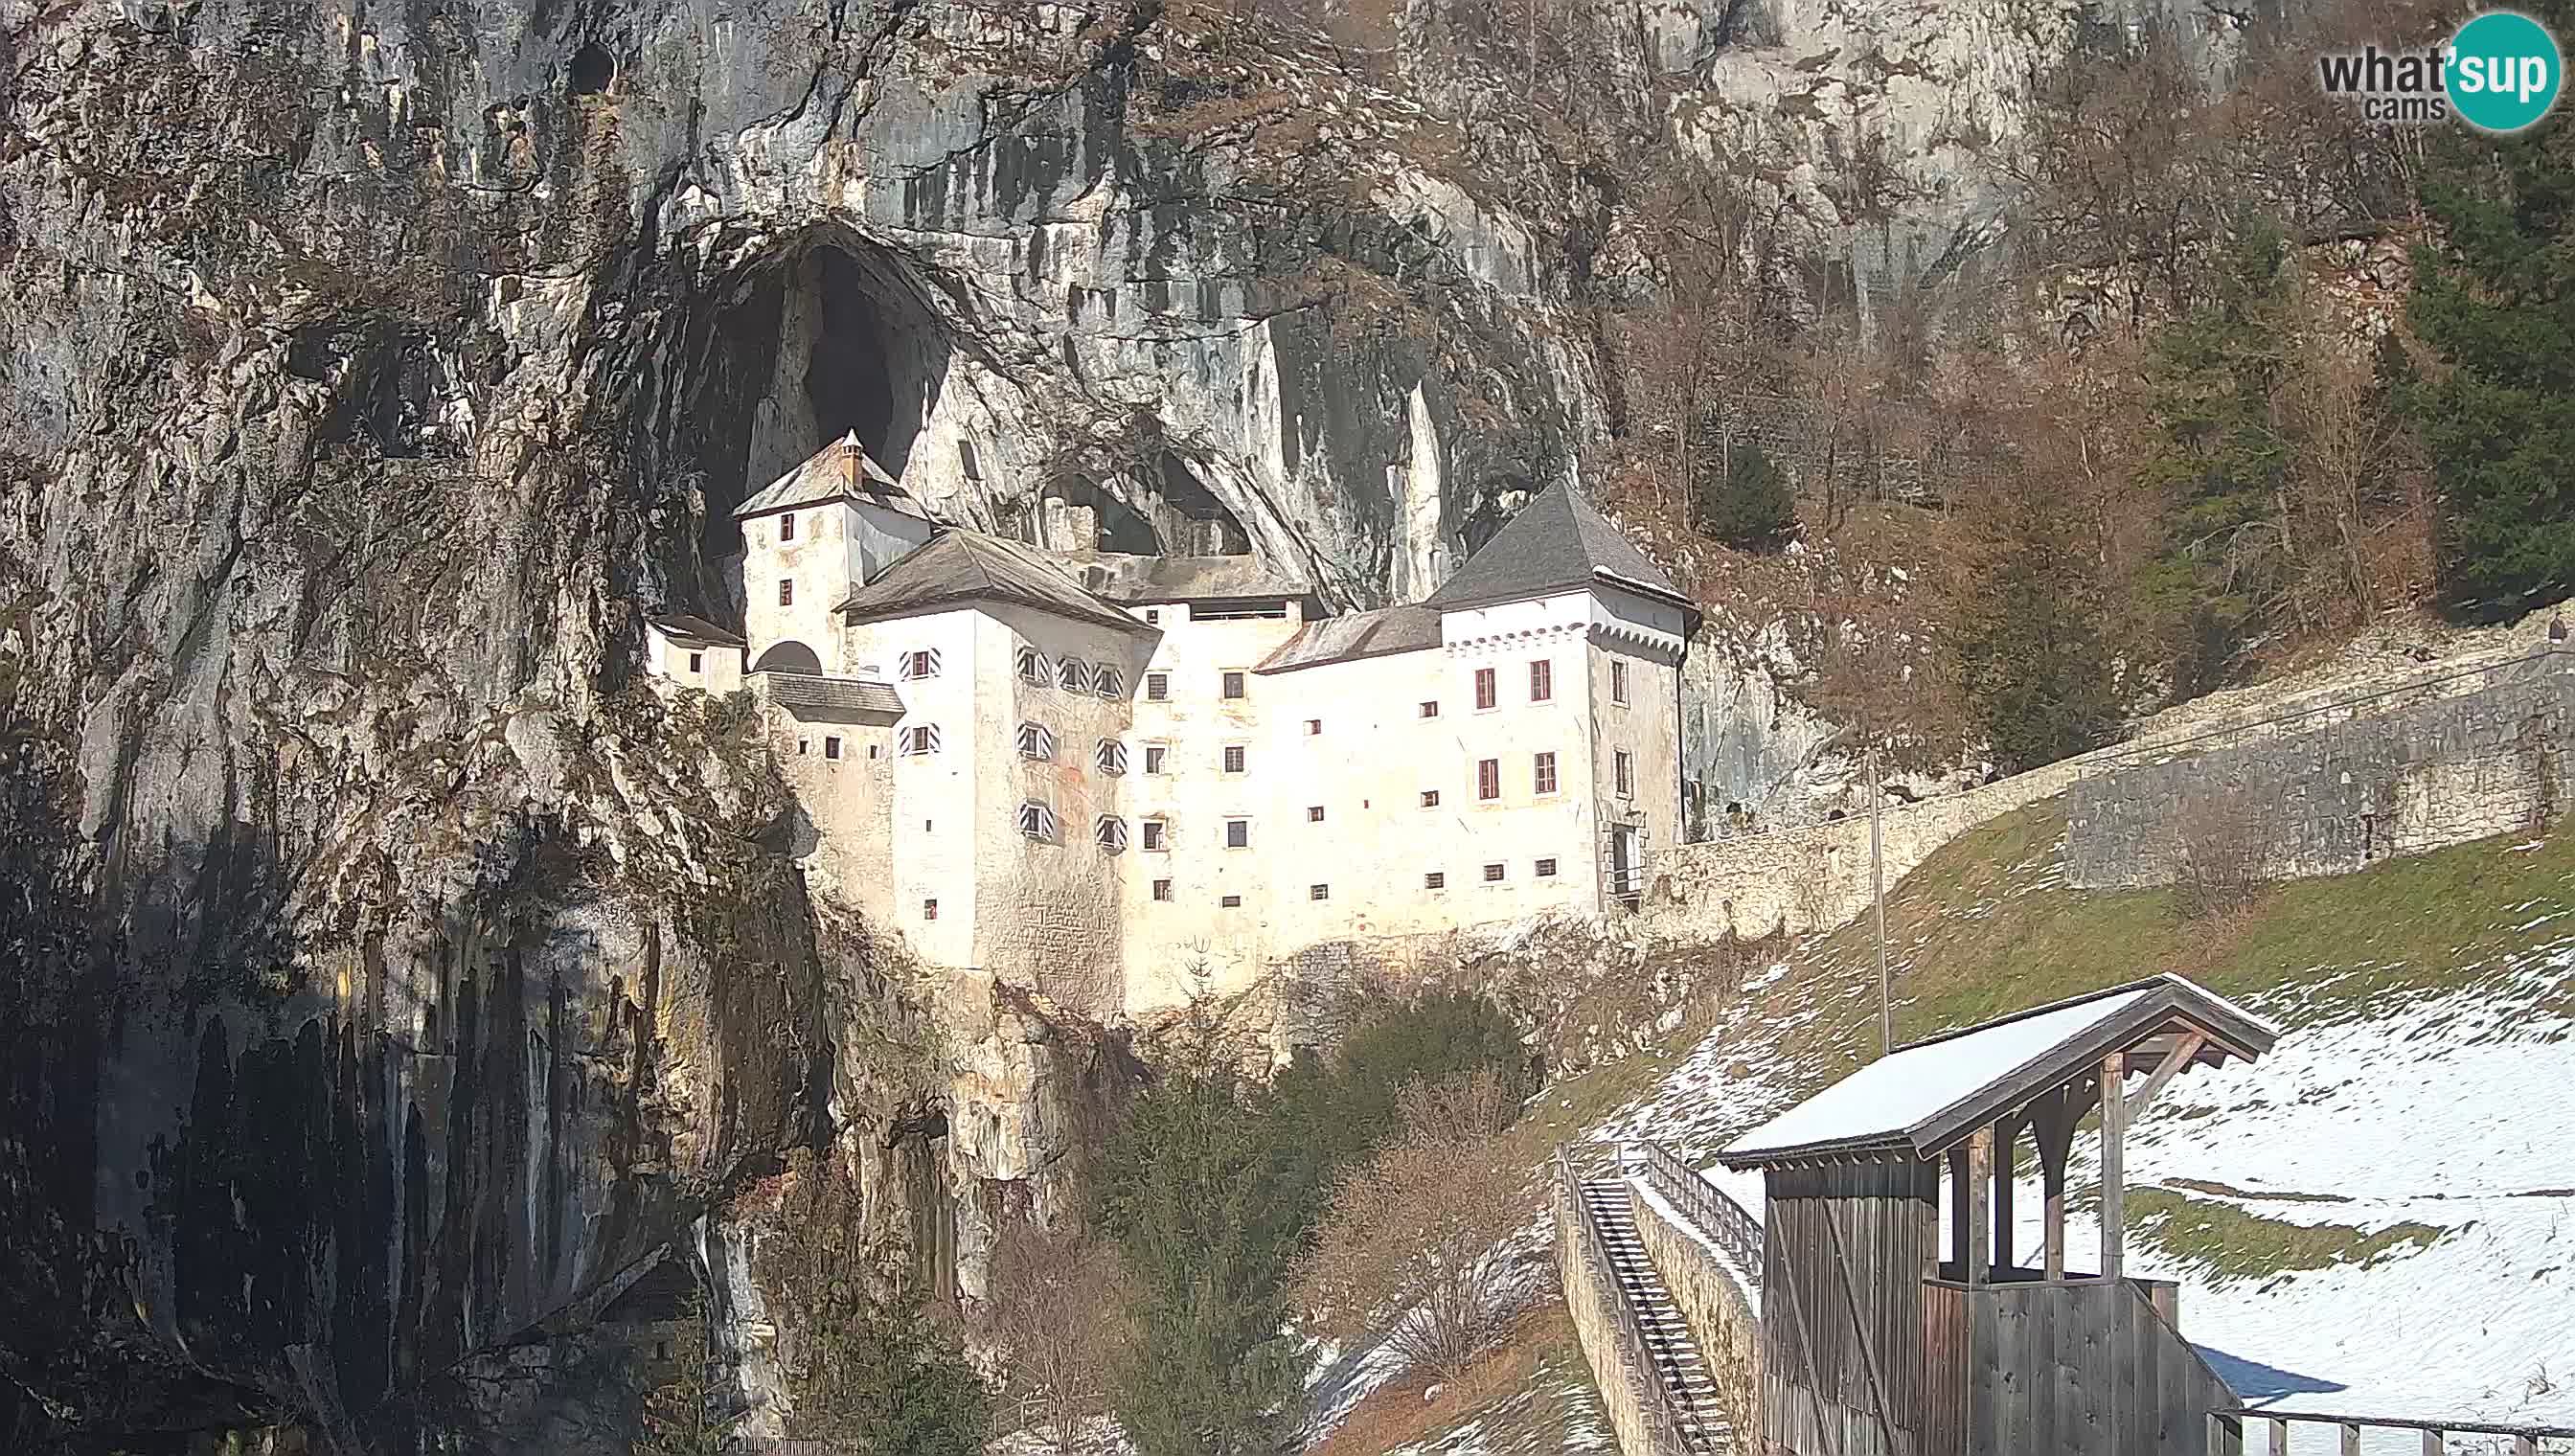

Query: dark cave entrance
left=662, top=236, right=952, bottom=612
left=1021, top=451, right=1251, bottom=558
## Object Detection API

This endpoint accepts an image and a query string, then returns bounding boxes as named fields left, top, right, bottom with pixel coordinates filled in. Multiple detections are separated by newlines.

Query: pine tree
left=2399, top=30, right=2575, bottom=619
left=1692, top=427, right=1798, bottom=549
left=1952, top=471, right=2125, bottom=774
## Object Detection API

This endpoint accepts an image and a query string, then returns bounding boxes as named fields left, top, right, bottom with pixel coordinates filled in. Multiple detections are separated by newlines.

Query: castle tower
left=734, top=432, right=935, bottom=674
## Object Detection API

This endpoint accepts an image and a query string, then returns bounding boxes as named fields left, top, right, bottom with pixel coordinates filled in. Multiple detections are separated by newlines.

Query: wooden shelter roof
left=1717, top=974, right=2278, bottom=1170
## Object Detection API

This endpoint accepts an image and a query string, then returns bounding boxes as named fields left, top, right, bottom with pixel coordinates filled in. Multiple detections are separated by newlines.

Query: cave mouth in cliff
left=1456, top=478, right=1534, bottom=558
left=1153, top=453, right=1251, bottom=556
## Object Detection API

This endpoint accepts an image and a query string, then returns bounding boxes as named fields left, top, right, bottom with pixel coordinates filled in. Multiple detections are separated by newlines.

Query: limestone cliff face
left=0, top=0, right=2260, bottom=1443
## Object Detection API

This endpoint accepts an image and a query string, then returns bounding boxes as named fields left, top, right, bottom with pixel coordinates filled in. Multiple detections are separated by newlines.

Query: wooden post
left=2267, top=1418, right=2288, bottom=1456
left=2421, top=1430, right=2445, bottom=1455
left=2101, top=1052, right=2128, bottom=1281
left=2034, top=1088, right=2071, bottom=1280
left=1966, top=1127, right=1993, bottom=1286
left=2340, top=1423, right=2362, bottom=1456
left=1992, top=1117, right=2017, bottom=1275
left=1948, top=1146, right=1971, bottom=1281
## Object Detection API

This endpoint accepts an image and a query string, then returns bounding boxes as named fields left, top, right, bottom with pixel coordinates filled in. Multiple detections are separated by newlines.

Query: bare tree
left=2170, top=788, right=2280, bottom=922
left=985, top=1221, right=1129, bottom=1453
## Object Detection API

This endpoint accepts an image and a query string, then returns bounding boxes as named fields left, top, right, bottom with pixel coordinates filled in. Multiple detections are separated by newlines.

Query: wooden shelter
left=1717, top=974, right=2280, bottom=1456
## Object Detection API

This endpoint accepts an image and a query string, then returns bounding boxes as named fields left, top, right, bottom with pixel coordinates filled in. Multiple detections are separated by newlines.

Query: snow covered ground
left=1592, top=929, right=2575, bottom=1443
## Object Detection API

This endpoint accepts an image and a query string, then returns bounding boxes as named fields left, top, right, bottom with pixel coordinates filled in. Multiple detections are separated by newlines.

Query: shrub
left=984, top=1221, right=1128, bottom=1454
left=2169, top=790, right=2277, bottom=922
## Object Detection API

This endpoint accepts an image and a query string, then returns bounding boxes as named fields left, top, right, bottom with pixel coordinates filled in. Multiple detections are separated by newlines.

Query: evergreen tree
left=1692, top=427, right=1798, bottom=549
left=2399, top=35, right=2575, bottom=619
left=1952, top=474, right=2125, bottom=773
left=794, top=1280, right=993, bottom=1456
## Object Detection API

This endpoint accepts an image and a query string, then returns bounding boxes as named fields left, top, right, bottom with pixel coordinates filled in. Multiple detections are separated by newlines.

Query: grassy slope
left=1308, top=1296, right=1615, bottom=1456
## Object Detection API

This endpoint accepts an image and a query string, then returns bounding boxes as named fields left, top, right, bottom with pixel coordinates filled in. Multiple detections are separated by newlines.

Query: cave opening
left=659, top=237, right=953, bottom=615
left=1456, top=478, right=1535, bottom=558
left=1151, top=453, right=1250, bottom=556
left=1035, top=477, right=1161, bottom=555
left=566, top=42, right=615, bottom=97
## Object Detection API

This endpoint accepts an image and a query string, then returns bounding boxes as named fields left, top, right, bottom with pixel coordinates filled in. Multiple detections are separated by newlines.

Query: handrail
left=1638, top=1140, right=1764, bottom=1287
left=2233, top=1408, right=2575, bottom=1449
left=1557, top=1144, right=1695, bottom=1455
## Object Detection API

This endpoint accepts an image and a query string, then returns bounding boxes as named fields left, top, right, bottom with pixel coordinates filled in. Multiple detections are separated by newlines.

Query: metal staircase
left=1573, top=1167, right=1735, bottom=1452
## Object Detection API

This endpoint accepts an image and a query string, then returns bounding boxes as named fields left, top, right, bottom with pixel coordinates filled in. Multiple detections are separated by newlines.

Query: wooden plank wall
left=1919, top=1280, right=1968, bottom=1456
left=1960, top=1278, right=2239, bottom=1456
left=1760, top=1159, right=1939, bottom=1456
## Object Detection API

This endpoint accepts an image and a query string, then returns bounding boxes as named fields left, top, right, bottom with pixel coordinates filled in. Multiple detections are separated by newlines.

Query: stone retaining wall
left=1629, top=1186, right=1762, bottom=1444
left=1556, top=1181, right=1680, bottom=1456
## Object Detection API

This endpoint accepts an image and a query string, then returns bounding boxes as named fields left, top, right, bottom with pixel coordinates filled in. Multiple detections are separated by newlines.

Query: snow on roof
left=1720, top=974, right=2281, bottom=1167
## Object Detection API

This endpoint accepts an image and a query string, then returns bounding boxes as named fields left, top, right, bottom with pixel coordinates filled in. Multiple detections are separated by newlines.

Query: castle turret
left=733, top=432, right=935, bottom=673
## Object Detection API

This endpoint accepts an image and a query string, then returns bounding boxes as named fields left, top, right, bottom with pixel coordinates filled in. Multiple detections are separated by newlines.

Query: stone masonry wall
left=2066, top=649, right=2575, bottom=889
left=1629, top=1187, right=1762, bottom=1443
left=1557, top=1181, right=1682, bottom=1456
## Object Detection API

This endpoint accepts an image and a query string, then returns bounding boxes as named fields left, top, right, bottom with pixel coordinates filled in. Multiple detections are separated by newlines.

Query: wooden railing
left=1556, top=1144, right=1694, bottom=1456
left=1638, top=1140, right=1764, bottom=1287
left=2217, top=1409, right=2575, bottom=1454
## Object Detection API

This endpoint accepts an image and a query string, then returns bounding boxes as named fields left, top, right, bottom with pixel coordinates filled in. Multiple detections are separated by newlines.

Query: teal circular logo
left=2446, top=11, right=2563, bottom=133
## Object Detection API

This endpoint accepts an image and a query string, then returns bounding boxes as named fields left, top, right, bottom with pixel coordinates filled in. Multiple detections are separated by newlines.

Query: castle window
left=1534, top=751, right=1558, bottom=796
left=1421, top=789, right=1440, bottom=808
left=1611, top=659, right=1630, bottom=705
left=1424, top=872, right=1446, bottom=890
left=1536, top=857, right=1558, bottom=877
left=1225, top=818, right=1249, bottom=849
left=1419, top=700, right=1439, bottom=718
left=1016, top=801, right=1059, bottom=842
left=1146, top=671, right=1170, bottom=701
left=1477, top=759, right=1500, bottom=801
left=1306, top=805, right=1324, bottom=823
left=1016, top=722, right=1057, bottom=762
left=1222, top=744, right=1246, bottom=774
left=1152, top=878, right=1174, bottom=901
left=1221, top=671, right=1245, bottom=700
left=1474, top=668, right=1496, bottom=711
left=779, top=579, right=794, bottom=606
left=900, top=648, right=942, bottom=680
left=797, top=738, right=809, bottom=755
left=824, top=736, right=842, bottom=761
left=1094, top=664, right=1126, bottom=697
left=1310, top=883, right=1329, bottom=901
left=1220, top=894, right=1242, bottom=908
left=1059, top=658, right=1090, bottom=693
left=1017, top=647, right=1050, bottom=686
left=1145, top=743, right=1168, bottom=775
left=1142, top=818, right=1168, bottom=851
left=1615, top=750, right=1634, bottom=797
left=1305, top=718, right=1322, bottom=736
left=688, top=651, right=703, bottom=673
left=1096, top=739, right=1129, bottom=775
left=1529, top=658, right=1553, bottom=702
left=923, top=899, right=938, bottom=921
left=1483, top=862, right=1506, bottom=882
left=780, top=512, right=797, bottom=541
left=1146, top=609, right=1160, bottom=624
left=1096, top=816, right=1129, bottom=853
left=899, top=725, right=942, bottom=756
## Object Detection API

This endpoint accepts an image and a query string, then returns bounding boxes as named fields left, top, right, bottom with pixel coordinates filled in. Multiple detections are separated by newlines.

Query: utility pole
left=1869, top=743, right=1891, bottom=1058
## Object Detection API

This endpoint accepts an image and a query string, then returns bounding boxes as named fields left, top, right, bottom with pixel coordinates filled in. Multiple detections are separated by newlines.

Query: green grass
left=2129, top=1188, right=2444, bottom=1285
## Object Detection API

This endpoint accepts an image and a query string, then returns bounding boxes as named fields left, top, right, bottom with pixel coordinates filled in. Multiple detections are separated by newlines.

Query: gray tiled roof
left=1046, top=551, right=1315, bottom=603
left=647, top=612, right=745, bottom=648
left=834, top=530, right=1153, bottom=637
left=757, top=671, right=905, bottom=723
left=734, top=432, right=928, bottom=521
left=1256, top=604, right=1442, bottom=673
left=1424, top=484, right=1692, bottom=613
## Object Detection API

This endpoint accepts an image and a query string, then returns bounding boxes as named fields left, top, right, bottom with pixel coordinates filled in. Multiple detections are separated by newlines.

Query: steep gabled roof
left=1424, top=484, right=1695, bottom=617
left=1717, top=974, right=2281, bottom=1169
left=1256, top=604, right=1442, bottom=673
left=835, top=530, right=1153, bottom=637
left=735, top=432, right=927, bottom=521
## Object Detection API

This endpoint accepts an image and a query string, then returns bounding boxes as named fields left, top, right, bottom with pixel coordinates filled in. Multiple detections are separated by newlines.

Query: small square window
left=1419, top=700, right=1439, bottom=718
left=688, top=651, right=703, bottom=673
left=1146, top=608, right=1161, bottom=624
left=1610, top=659, right=1630, bottom=705
left=1424, top=872, right=1446, bottom=890
left=1147, top=672, right=1170, bottom=701
left=1059, top=659, right=1089, bottom=693
left=1421, top=789, right=1440, bottom=808
left=824, top=736, right=842, bottom=761
left=1474, top=667, right=1496, bottom=710
left=1616, top=750, right=1635, bottom=797
left=1310, top=883, right=1329, bottom=901
left=1307, top=805, right=1325, bottom=823
left=1535, top=751, right=1558, bottom=796
left=1529, top=658, right=1553, bottom=702
left=1142, top=819, right=1168, bottom=852
left=1145, top=744, right=1168, bottom=775
left=1483, top=862, right=1506, bottom=882
left=902, top=648, right=942, bottom=680
left=1477, top=759, right=1500, bottom=801
left=797, top=739, right=809, bottom=756
left=778, top=579, right=794, bottom=606
left=923, top=898, right=938, bottom=921
left=1152, top=878, right=1174, bottom=901
left=1223, top=744, right=1247, bottom=774
left=1305, top=718, right=1322, bottom=736
left=1221, top=671, right=1246, bottom=699
left=780, top=512, right=797, bottom=541
left=868, top=743, right=878, bottom=758
left=1536, top=858, right=1559, bottom=877
left=1225, top=819, right=1249, bottom=849
left=1220, top=894, right=1242, bottom=908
